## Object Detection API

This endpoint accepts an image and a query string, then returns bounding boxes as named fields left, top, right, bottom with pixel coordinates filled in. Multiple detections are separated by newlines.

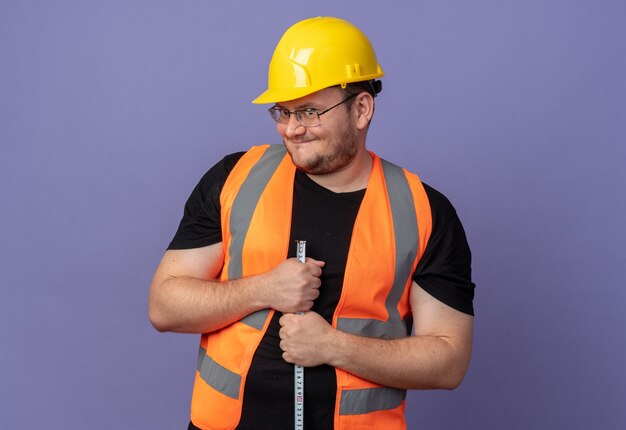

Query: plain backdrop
left=1, top=1, right=625, bottom=429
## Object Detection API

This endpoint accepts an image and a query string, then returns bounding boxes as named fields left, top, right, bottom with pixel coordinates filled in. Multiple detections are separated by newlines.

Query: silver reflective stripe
left=197, top=346, right=241, bottom=399
left=228, top=145, right=286, bottom=330
left=240, top=309, right=270, bottom=329
left=381, top=159, right=419, bottom=326
left=336, top=317, right=410, bottom=339
left=340, top=387, right=406, bottom=415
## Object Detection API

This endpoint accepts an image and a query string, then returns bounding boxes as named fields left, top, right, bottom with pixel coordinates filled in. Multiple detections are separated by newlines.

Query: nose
left=283, top=114, right=306, bottom=138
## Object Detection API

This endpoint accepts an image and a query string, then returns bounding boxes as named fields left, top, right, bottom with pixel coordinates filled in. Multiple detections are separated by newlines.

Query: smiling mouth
left=289, top=139, right=315, bottom=145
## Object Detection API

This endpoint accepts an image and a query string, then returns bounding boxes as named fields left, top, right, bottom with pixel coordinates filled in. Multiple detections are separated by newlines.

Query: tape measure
left=294, top=240, right=306, bottom=430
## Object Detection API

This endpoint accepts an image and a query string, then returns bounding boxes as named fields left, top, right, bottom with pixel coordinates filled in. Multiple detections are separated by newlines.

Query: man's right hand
left=261, top=257, right=325, bottom=313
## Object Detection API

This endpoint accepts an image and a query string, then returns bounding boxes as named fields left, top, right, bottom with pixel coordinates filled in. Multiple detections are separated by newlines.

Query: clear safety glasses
left=267, top=93, right=357, bottom=127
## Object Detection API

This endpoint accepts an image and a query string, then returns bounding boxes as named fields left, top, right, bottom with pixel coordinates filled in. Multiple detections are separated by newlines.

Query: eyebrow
left=274, top=102, right=322, bottom=110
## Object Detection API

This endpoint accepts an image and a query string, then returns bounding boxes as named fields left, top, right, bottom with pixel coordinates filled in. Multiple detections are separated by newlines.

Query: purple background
left=2, top=1, right=625, bottom=429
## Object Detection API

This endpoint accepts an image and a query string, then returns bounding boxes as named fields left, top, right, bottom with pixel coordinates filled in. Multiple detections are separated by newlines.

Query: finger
left=305, top=257, right=326, bottom=267
left=279, top=314, right=289, bottom=327
left=307, top=265, right=323, bottom=278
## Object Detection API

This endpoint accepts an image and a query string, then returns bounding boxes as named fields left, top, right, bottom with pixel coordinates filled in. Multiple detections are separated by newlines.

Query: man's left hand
left=278, top=311, right=336, bottom=367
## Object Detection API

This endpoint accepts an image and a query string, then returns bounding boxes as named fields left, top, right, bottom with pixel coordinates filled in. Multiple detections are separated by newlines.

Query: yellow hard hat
left=252, top=16, right=384, bottom=104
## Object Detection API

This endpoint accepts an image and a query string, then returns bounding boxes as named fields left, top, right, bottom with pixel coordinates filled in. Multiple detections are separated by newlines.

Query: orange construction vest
left=190, top=144, right=432, bottom=430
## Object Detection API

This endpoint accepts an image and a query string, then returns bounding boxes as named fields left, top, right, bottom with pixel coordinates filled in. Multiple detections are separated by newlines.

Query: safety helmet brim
left=252, top=73, right=384, bottom=104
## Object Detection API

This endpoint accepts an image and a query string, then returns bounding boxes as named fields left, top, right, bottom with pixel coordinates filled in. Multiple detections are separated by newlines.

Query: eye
left=301, top=108, right=318, bottom=118
left=277, top=108, right=291, bottom=119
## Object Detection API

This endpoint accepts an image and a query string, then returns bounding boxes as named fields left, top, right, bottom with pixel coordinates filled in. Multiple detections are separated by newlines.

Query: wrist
left=247, top=272, right=272, bottom=309
left=325, top=327, right=349, bottom=368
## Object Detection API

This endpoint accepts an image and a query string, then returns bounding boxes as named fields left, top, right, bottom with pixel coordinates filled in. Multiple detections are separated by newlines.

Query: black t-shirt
left=174, top=152, right=475, bottom=430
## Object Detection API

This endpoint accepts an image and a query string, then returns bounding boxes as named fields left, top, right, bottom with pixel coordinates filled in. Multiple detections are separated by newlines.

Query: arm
left=278, top=281, right=473, bottom=390
left=149, top=242, right=325, bottom=334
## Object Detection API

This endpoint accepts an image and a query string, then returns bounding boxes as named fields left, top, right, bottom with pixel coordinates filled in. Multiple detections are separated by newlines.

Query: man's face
left=274, top=87, right=360, bottom=176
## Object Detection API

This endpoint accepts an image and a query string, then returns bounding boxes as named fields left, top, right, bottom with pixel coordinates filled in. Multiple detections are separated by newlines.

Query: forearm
left=149, top=252, right=325, bottom=334
left=149, top=274, right=268, bottom=334
left=279, top=310, right=473, bottom=390
left=328, top=330, right=472, bottom=390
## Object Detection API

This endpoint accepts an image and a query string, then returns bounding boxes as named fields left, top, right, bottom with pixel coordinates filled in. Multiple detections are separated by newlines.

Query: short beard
left=288, top=126, right=358, bottom=175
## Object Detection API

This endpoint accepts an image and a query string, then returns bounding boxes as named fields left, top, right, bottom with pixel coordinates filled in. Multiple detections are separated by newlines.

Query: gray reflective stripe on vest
left=337, top=159, right=419, bottom=339
left=380, top=159, right=419, bottom=323
left=228, top=144, right=286, bottom=330
left=197, top=346, right=241, bottom=399
left=336, top=316, right=411, bottom=340
left=340, top=387, right=407, bottom=415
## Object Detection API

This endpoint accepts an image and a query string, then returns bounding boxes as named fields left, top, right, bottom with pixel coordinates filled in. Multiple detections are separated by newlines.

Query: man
left=149, top=16, right=475, bottom=430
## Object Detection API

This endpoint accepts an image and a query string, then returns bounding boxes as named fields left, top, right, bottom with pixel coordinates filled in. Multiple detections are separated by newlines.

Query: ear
left=353, top=92, right=375, bottom=130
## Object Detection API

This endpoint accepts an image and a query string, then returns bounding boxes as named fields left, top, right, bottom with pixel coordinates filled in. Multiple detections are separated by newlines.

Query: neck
left=306, top=149, right=373, bottom=193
